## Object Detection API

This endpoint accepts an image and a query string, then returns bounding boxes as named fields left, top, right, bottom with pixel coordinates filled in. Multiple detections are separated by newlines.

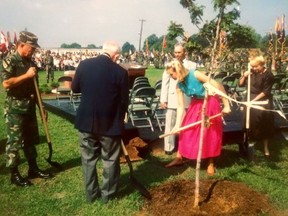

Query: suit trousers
left=164, top=108, right=177, bottom=152
left=79, top=132, right=121, bottom=202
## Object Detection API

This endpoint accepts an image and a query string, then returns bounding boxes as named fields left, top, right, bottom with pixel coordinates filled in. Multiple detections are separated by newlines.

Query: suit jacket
left=71, top=55, right=129, bottom=136
left=160, top=59, right=197, bottom=109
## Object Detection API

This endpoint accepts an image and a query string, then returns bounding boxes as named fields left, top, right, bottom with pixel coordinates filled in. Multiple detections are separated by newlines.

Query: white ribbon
left=203, top=82, right=286, bottom=120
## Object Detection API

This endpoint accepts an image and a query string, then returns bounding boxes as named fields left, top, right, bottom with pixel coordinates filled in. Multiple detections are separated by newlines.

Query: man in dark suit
left=71, top=41, right=129, bottom=204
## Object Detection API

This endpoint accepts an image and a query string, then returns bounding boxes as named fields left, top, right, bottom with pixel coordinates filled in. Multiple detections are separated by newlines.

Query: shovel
left=159, top=113, right=223, bottom=139
left=121, top=140, right=151, bottom=200
left=33, top=77, right=62, bottom=170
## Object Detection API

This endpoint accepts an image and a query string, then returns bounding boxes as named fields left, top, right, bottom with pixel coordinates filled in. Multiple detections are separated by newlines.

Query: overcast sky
left=1, top=0, right=287, bottom=48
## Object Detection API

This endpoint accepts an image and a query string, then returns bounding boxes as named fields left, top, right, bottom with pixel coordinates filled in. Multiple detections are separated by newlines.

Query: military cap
left=18, top=31, right=40, bottom=48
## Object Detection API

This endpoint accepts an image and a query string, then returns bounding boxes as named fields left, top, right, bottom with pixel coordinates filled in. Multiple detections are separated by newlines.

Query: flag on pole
left=279, top=14, right=286, bottom=55
left=275, top=17, right=281, bottom=35
left=269, top=30, right=273, bottom=52
left=275, top=17, right=281, bottom=53
left=1, top=31, right=8, bottom=52
left=13, top=31, right=17, bottom=45
left=219, top=30, right=227, bottom=55
left=275, top=17, right=282, bottom=45
left=162, top=35, right=167, bottom=49
left=281, top=14, right=286, bottom=36
left=7, top=31, right=11, bottom=44
left=146, top=38, right=149, bottom=53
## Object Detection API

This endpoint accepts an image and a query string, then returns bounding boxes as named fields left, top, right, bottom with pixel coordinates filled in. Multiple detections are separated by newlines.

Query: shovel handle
left=121, top=140, right=134, bottom=175
left=33, top=77, right=51, bottom=143
left=159, top=113, right=222, bottom=139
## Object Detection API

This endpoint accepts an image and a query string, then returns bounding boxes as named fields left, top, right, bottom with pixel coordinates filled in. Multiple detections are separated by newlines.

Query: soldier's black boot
left=28, top=159, right=53, bottom=179
left=11, top=167, right=33, bottom=187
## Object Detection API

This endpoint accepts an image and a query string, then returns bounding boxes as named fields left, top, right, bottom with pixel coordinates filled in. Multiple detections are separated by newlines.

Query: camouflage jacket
left=0, top=51, right=37, bottom=114
left=45, top=55, right=54, bottom=67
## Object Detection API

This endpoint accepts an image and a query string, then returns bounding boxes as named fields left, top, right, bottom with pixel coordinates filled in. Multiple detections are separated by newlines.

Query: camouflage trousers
left=46, top=66, right=54, bottom=82
left=5, top=112, right=40, bottom=168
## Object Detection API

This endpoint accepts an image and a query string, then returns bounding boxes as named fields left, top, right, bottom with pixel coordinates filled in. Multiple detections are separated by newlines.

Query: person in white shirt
left=160, top=42, right=197, bottom=163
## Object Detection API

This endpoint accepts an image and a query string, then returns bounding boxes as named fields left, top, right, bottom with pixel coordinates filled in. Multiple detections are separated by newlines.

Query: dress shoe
left=11, top=173, right=33, bottom=187
left=28, top=168, right=53, bottom=179
left=165, top=157, right=184, bottom=168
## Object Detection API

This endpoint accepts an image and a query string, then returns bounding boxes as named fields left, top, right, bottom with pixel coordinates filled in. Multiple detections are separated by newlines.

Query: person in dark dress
left=238, top=55, right=275, bottom=159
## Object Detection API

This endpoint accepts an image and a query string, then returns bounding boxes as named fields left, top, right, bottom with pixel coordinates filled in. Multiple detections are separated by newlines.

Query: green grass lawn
left=0, top=67, right=288, bottom=215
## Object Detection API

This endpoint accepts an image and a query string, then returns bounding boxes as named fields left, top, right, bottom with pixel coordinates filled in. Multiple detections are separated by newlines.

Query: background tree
left=86, top=44, right=97, bottom=49
left=60, top=42, right=82, bottom=48
left=122, top=42, right=136, bottom=54
left=228, top=24, right=260, bottom=49
left=167, top=21, right=185, bottom=40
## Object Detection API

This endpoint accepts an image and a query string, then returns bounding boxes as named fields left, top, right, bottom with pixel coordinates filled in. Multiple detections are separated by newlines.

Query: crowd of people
left=0, top=30, right=279, bottom=205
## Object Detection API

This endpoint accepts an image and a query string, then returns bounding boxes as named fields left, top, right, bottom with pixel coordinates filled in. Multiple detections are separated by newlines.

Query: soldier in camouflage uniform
left=45, top=50, right=54, bottom=83
left=1, top=31, right=52, bottom=187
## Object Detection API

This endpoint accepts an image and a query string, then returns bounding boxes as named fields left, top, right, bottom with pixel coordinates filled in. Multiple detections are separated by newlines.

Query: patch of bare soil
left=121, top=137, right=281, bottom=215
left=138, top=179, right=280, bottom=216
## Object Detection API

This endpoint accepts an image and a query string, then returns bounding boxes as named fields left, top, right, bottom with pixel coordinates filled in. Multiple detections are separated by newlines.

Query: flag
left=281, top=14, right=286, bottom=36
left=219, top=30, right=227, bottom=55
left=7, top=31, right=11, bottom=44
left=275, top=17, right=281, bottom=38
left=0, top=31, right=8, bottom=52
left=162, top=35, right=167, bottom=49
left=146, top=38, right=149, bottom=53
left=13, top=31, right=17, bottom=45
left=280, top=14, right=286, bottom=54
left=269, top=30, right=273, bottom=52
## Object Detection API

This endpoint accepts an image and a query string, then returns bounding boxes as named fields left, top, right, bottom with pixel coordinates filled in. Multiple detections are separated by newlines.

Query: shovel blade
left=130, top=176, right=151, bottom=200
left=46, top=159, right=63, bottom=171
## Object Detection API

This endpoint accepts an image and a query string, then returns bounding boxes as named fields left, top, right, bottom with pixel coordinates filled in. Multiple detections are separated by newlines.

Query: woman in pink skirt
left=165, top=59, right=231, bottom=175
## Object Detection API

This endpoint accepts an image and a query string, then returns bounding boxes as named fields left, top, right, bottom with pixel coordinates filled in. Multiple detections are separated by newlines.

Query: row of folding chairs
left=272, top=74, right=288, bottom=117
left=127, top=77, right=165, bottom=131
left=56, top=75, right=166, bottom=130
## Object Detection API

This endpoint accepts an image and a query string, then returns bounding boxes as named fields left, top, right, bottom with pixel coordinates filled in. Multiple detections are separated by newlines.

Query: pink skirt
left=179, top=96, right=223, bottom=159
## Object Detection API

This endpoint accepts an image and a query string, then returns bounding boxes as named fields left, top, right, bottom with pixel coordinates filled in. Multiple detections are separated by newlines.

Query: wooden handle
left=159, top=113, right=222, bottom=139
left=246, top=64, right=251, bottom=129
left=33, top=77, right=51, bottom=143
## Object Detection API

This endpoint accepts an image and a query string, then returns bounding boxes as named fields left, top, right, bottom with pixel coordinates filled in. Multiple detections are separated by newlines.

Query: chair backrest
left=154, top=80, right=162, bottom=96
left=133, top=78, right=150, bottom=87
left=230, top=72, right=241, bottom=79
left=213, top=72, right=227, bottom=81
left=221, top=76, right=236, bottom=85
left=131, top=82, right=151, bottom=92
left=134, top=76, right=149, bottom=83
left=58, top=76, right=73, bottom=83
left=221, top=76, right=237, bottom=93
left=57, top=76, right=73, bottom=90
left=154, top=80, right=162, bottom=89
left=130, top=87, right=156, bottom=108
left=279, top=77, right=288, bottom=91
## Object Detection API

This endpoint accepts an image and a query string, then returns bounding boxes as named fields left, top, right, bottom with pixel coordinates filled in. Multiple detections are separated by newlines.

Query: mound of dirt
left=138, top=179, right=279, bottom=216
left=120, top=137, right=149, bottom=163
left=124, top=136, right=282, bottom=215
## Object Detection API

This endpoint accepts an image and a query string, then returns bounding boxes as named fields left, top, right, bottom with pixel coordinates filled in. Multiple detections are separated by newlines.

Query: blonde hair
left=250, top=55, right=265, bottom=67
left=165, top=59, right=188, bottom=82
